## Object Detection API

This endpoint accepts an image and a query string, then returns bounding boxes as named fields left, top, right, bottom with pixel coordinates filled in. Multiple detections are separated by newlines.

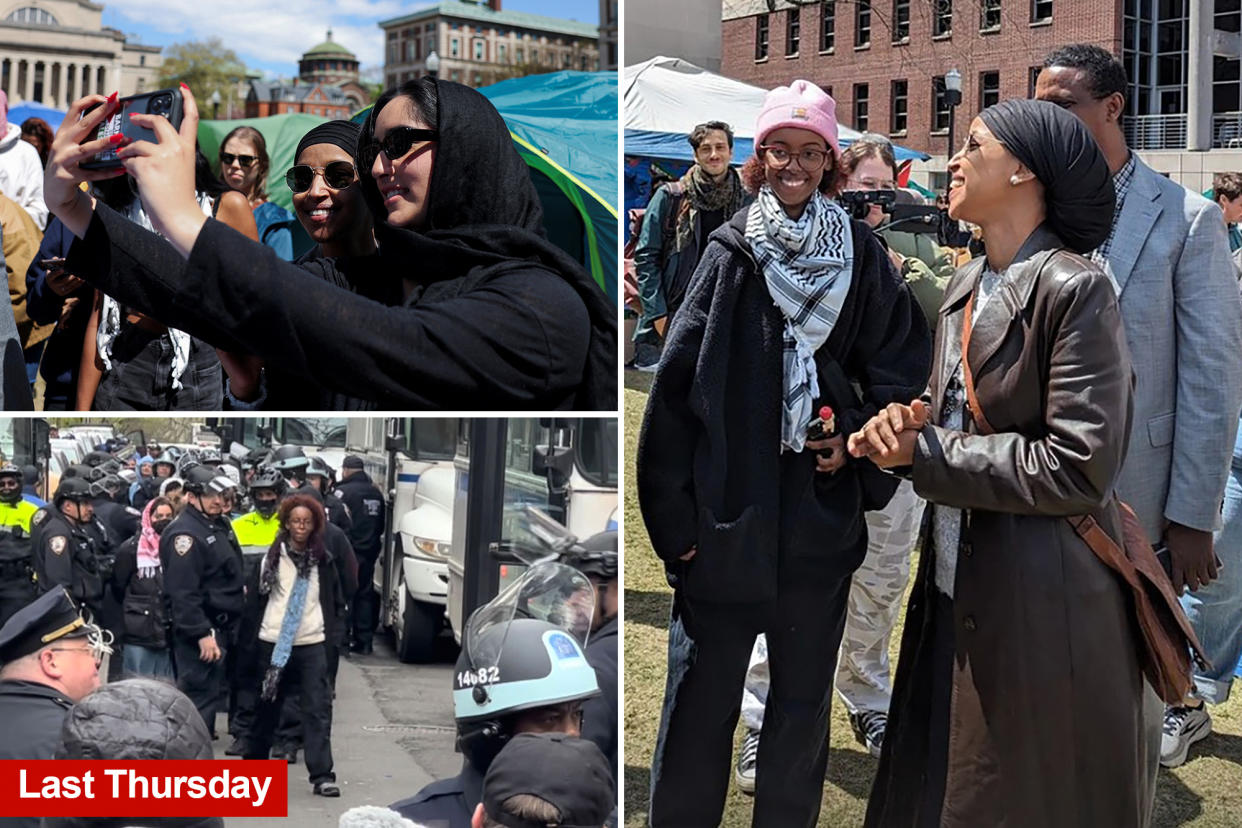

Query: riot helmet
left=54, top=477, right=94, bottom=504
left=249, top=467, right=284, bottom=519
left=270, top=446, right=309, bottom=481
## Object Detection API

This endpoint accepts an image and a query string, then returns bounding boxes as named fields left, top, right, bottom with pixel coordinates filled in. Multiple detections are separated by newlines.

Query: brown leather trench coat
left=866, top=226, right=1153, bottom=828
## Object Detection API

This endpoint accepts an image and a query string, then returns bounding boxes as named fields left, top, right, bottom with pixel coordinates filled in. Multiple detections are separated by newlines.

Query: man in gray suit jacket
left=1038, top=44, right=1242, bottom=808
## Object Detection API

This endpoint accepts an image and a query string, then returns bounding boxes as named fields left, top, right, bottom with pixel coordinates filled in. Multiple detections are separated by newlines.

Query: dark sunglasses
left=219, top=152, right=257, bottom=168
left=359, top=127, right=438, bottom=168
left=285, top=161, right=357, bottom=193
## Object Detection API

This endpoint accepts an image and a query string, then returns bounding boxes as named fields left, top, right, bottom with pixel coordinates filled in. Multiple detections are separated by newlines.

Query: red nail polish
left=179, top=83, right=189, bottom=91
left=109, top=133, right=125, bottom=145
left=106, top=91, right=118, bottom=104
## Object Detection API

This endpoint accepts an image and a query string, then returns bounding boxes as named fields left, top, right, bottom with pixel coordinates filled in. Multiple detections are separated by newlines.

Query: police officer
left=90, top=476, right=140, bottom=548
left=0, top=587, right=111, bottom=828
left=0, top=465, right=39, bottom=628
left=335, top=456, right=386, bottom=655
left=271, top=445, right=310, bottom=488
left=161, top=465, right=245, bottom=735
left=390, top=617, right=601, bottom=827
left=305, top=457, right=352, bottom=534
left=31, top=479, right=105, bottom=621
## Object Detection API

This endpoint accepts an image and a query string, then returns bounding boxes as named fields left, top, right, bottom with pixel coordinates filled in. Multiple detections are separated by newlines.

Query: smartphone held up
left=79, top=88, right=184, bottom=171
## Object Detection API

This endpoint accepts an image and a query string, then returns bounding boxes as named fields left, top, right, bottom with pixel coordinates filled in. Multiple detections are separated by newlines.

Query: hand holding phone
left=80, top=89, right=184, bottom=171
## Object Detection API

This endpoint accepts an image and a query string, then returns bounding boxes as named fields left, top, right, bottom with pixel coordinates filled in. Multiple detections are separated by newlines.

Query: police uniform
left=0, top=589, right=98, bottom=828
left=335, top=463, right=385, bottom=652
left=30, top=505, right=104, bottom=617
left=297, top=482, right=352, bottom=533
left=161, top=502, right=244, bottom=734
left=231, top=509, right=281, bottom=581
left=390, top=761, right=483, bottom=828
left=92, top=498, right=141, bottom=549
left=0, top=497, right=39, bottom=628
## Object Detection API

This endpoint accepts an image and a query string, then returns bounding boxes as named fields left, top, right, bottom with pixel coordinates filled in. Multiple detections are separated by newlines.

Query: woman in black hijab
left=41, top=82, right=616, bottom=411
left=849, top=99, right=1151, bottom=827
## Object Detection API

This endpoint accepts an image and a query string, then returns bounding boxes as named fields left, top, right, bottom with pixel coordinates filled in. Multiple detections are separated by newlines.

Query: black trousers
left=352, top=549, right=379, bottom=647
left=244, top=641, right=335, bottom=784
left=648, top=570, right=854, bottom=828
left=173, top=634, right=227, bottom=735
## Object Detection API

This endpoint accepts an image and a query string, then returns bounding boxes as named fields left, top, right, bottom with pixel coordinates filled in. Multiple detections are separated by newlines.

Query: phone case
left=80, top=88, right=185, bottom=171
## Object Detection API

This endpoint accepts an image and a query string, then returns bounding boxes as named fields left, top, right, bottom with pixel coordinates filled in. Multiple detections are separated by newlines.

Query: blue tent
left=352, top=71, right=618, bottom=300
left=7, top=102, right=67, bottom=132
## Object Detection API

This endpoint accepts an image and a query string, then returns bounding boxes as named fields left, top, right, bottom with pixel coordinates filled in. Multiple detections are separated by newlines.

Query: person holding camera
left=43, top=83, right=615, bottom=410
left=637, top=79, right=930, bottom=828
left=629, top=120, right=748, bottom=372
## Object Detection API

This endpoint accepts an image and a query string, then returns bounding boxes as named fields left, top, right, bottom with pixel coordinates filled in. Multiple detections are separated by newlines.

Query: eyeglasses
left=286, top=161, right=357, bottom=193
left=847, top=177, right=897, bottom=191
left=49, top=646, right=102, bottom=666
left=759, top=145, right=829, bottom=171
left=287, top=518, right=314, bottom=527
left=220, top=152, right=257, bottom=169
left=359, top=127, right=439, bottom=168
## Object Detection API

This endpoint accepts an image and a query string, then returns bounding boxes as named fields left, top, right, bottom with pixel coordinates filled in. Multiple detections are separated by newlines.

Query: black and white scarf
left=745, top=186, right=854, bottom=452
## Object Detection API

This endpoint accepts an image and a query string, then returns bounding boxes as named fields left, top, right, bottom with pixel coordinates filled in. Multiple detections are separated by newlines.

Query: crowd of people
left=0, top=78, right=617, bottom=411
left=635, top=43, right=1242, bottom=828
left=0, top=431, right=619, bottom=828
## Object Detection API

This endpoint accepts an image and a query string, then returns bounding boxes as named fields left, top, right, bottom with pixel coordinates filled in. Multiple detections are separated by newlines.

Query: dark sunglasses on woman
left=359, top=127, right=439, bottom=169
left=220, top=152, right=257, bottom=168
left=286, top=161, right=358, bottom=193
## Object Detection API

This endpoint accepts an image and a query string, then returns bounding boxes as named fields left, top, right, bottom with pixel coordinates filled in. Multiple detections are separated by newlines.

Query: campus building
left=720, top=0, right=1242, bottom=192
left=378, top=0, right=600, bottom=89
left=0, top=0, right=162, bottom=108
left=245, top=31, right=369, bottom=120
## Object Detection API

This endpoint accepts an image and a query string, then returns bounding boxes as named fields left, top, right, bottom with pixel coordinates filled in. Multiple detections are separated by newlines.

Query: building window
left=980, top=0, right=1001, bottom=31
left=4, top=6, right=58, bottom=25
left=855, top=1, right=871, bottom=47
left=934, top=0, right=952, bottom=36
left=932, top=76, right=950, bottom=131
left=820, top=1, right=835, bottom=51
left=139, top=55, right=145, bottom=66
left=756, top=13, right=770, bottom=59
left=854, top=82, right=869, bottom=131
left=451, top=38, right=460, bottom=57
left=516, top=47, right=524, bottom=62
left=1028, top=65, right=1041, bottom=97
left=787, top=7, right=800, bottom=55
left=474, top=39, right=484, bottom=60
left=892, top=0, right=910, bottom=41
left=980, top=70, right=1000, bottom=109
left=499, top=43, right=507, bottom=63
left=1031, top=0, right=1052, bottom=22
left=891, top=79, right=908, bottom=133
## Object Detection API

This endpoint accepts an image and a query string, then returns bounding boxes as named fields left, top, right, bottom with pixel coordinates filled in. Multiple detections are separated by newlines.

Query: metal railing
left=1121, top=112, right=1242, bottom=150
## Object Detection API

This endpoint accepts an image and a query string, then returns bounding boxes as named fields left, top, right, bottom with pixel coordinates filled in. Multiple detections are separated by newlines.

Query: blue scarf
left=260, top=543, right=311, bottom=702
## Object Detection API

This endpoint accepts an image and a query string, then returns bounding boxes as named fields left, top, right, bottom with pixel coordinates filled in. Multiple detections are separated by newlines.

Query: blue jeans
left=1181, top=415, right=1242, bottom=703
left=122, top=644, right=174, bottom=681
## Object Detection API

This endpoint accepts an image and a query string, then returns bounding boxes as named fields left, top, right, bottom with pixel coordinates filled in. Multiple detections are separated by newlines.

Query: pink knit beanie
left=754, top=79, right=839, bottom=158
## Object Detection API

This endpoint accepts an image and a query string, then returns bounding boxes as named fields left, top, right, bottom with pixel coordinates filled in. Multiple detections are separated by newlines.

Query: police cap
left=0, top=588, right=91, bottom=663
left=482, top=734, right=615, bottom=828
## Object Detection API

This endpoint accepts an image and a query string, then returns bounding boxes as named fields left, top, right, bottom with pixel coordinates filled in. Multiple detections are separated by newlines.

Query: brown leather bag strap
left=960, top=290, right=997, bottom=435
left=1068, top=513, right=1132, bottom=575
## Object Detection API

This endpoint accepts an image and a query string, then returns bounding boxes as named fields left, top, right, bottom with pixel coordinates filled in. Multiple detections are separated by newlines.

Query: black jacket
left=159, top=505, right=244, bottom=641
left=582, top=615, right=618, bottom=782
left=637, top=211, right=932, bottom=604
left=390, top=760, right=482, bottom=828
left=0, top=679, right=74, bottom=828
left=334, top=472, right=385, bottom=556
left=91, top=499, right=139, bottom=551
left=110, top=536, right=168, bottom=649
left=30, top=507, right=103, bottom=612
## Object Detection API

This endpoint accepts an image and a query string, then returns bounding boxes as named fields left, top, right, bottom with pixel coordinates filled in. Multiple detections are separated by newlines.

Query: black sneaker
left=224, top=737, right=247, bottom=756
left=313, top=782, right=340, bottom=797
left=734, top=728, right=759, bottom=795
left=626, top=341, right=661, bottom=373
left=850, top=709, right=888, bottom=758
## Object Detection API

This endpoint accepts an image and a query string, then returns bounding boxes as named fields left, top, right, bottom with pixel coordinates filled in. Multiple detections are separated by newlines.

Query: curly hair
left=277, top=494, right=325, bottom=538
left=260, top=494, right=327, bottom=590
left=219, top=125, right=270, bottom=202
left=739, top=150, right=840, bottom=198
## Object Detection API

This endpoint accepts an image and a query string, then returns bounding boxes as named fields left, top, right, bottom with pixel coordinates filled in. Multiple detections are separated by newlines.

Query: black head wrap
left=357, top=79, right=617, bottom=410
left=295, top=120, right=361, bottom=164
left=978, top=98, right=1114, bottom=254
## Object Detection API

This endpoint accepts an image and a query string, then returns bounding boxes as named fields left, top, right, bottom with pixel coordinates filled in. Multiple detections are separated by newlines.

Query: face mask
left=0, top=486, right=21, bottom=505
left=151, top=518, right=172, bottom=535
left=255, top=500, right=278, bottom=519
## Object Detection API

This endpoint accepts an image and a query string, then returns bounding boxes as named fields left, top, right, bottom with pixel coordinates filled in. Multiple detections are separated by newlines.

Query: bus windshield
left=276, top=418, right=348, bottom=449
left=576, top=418, right=618, bottom=487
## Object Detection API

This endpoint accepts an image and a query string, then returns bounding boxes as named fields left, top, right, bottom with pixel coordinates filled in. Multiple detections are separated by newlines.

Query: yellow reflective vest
left=230, top=511, right=280, bottom=556
left=0, top=499, right=39, bottom=534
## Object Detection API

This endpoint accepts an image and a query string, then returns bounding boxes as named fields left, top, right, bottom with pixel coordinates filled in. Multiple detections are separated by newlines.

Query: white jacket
left=0, top=122, right=46, bottom=229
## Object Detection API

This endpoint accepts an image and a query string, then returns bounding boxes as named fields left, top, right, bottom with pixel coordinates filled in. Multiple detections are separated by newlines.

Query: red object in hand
left=808, top=405, right=837, bottom=441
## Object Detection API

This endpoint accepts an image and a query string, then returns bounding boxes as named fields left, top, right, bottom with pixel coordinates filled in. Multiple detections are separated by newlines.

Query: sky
left=100, top=0, right=599, bottom=80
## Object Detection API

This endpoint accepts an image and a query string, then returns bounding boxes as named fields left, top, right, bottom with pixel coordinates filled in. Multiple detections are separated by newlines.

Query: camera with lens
left=837, top=189, right=896, bottom=221
left=148, top=93, right=174, bottom=117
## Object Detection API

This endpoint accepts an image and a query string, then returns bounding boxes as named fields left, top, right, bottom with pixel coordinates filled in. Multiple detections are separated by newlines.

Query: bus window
left=411, top=419, right=457, bottom=460
left=576, top=418, right=618, bottom=487
left=276, top=418, right=348, bottom=448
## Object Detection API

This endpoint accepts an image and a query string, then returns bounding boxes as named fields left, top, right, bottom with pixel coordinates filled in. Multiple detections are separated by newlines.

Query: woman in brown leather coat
left=850, top=99, right=1150, bottom=827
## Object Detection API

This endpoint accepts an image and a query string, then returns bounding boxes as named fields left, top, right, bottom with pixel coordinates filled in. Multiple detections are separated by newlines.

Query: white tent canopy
left=624, top=55, right=927, bottom=162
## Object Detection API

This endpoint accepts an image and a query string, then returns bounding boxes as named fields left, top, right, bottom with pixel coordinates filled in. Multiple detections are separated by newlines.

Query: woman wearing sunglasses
left=219, top=126, right=294, bottom=261
left=41, top=79, right=616, bottom=410
left=637, top=80, right=931, bottom=827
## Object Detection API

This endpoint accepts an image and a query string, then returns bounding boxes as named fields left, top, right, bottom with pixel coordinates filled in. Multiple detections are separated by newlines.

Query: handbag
left=960, top=288, right=1209, bottom=706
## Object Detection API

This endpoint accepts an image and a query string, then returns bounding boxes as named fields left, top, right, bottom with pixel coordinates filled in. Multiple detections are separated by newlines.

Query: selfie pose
left=43, top=83, right=615, bottom=410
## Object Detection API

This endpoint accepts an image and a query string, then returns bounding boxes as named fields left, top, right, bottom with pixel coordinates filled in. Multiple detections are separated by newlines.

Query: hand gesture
left=847, top=399, right=929, bottom=469
left=44, top=93, right=127, bottom=237
left=805, top=433, right=847, bottom=474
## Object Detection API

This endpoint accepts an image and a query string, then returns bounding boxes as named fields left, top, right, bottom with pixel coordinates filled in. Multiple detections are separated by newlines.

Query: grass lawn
left=623, top=372, right=1242, bottom=827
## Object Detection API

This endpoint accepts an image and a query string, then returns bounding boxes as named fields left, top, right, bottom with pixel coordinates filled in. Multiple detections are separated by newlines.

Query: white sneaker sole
left=1160, top=715, right=1212, bottom=768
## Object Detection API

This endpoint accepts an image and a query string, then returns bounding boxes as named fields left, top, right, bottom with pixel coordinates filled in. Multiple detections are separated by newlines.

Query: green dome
left=304, top=30, right=356, bottom=59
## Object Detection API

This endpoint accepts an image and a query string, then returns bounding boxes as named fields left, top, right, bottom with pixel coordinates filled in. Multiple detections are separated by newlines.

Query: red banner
left=0, top=761, right=288, bottom=818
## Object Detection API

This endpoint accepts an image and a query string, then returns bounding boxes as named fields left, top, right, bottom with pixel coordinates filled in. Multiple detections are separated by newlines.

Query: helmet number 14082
left=457, top=666, right=501, bottom=687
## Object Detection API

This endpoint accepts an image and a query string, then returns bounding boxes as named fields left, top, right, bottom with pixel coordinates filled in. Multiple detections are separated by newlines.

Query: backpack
left=623, top=181, right=685, bottom=315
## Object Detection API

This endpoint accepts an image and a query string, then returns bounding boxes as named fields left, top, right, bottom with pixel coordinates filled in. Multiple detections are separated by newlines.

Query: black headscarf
left=358, top=79, right=617, bottom=410
left=295, top=120, right=361, bottom=163
left=979, top=98, right=1114, bottom=254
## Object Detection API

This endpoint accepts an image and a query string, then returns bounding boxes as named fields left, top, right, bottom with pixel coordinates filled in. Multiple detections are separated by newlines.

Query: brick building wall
left=721, top=0, right=1120, bottom=158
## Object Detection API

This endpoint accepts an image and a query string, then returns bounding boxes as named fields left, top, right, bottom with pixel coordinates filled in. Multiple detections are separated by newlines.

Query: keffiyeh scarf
left=674, top=164, right=745, bottom=254
left=745, top=186, right=854, bottom=452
